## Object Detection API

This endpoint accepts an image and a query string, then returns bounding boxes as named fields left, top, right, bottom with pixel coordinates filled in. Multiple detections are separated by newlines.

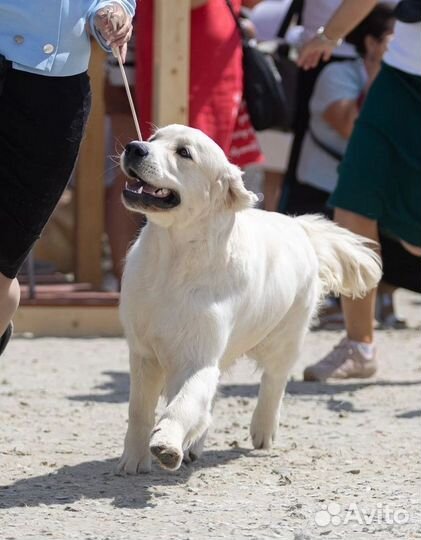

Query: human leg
left=303, top=208, right=379, bottom=381
left=0, top=273, right=19, bottom=355
left=335, top=208, right=379, bottom=344
left=263, top=169, right=284, bottom=212
left=375, top=281, right=406, bottom=329
left=0, top=69, right=90, bottom=317
left=304, top=65, right=421, bottom=381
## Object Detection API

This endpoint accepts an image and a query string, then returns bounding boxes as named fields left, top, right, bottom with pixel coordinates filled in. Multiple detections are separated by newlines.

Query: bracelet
left=315, top=26, right=343, bottom=48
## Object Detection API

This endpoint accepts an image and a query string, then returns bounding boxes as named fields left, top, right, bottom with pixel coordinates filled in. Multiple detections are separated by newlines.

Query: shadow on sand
left=69, top=370, right=421, bottom=417
left=0, top=448, right=254, bottom=511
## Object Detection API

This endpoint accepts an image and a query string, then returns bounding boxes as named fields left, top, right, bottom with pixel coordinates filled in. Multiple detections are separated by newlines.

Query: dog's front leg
left=150, top=363, right=220, bottom=471
left=117, top=353, right=164, bottom=474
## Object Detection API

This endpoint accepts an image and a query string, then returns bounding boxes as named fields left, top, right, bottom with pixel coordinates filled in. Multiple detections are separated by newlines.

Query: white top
left=297, top=59, right=367, bottom=193
left=301, top=0, right=356, bottom=58
left=249, top=0, right=293, bottom=41
left=384, top=21, right=421, bottom=76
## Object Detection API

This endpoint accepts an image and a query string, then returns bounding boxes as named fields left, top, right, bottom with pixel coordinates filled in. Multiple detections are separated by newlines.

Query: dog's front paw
left=115, top=437, right=152, bottom=475
left=116, top=449, right=151, bottom=475
left=150, top=443, right=183, bottom=470
left=149, top=421, right=184, bottom=471
left=250, top=410, right=277, bottom=450
left=150, top=433, right=183, bottom=471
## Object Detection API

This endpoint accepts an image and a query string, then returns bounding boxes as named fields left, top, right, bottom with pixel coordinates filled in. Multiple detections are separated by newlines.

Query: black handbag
left=226, top=0, right=302, bottom=132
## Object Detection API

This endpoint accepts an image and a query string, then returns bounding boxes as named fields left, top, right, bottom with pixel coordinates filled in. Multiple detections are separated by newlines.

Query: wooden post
left=153, top=0, right=190, bottom=126
left=75, top=41, right=106, bottom=289
left=74, top=4, right=190, bottom=289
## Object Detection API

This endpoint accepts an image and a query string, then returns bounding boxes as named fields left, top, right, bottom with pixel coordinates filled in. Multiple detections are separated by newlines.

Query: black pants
left=0, top=58, right=91, bottom=278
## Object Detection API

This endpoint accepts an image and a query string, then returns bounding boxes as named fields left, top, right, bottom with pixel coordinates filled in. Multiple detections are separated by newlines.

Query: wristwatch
left=315, top=26, right=344, bottom=48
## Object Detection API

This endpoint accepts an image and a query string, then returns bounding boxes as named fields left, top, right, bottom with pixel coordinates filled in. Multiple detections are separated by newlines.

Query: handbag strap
left=309, top=127, right=344, bottom=162
left=225, top=0, right=304, bottom=42
left=225, top=0, right=247, bottom=42
left=277, top=0, right=304, bottom=38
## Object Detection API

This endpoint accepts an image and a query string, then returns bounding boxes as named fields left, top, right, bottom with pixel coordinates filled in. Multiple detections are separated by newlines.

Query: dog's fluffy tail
left=297, top=214, right=382, bottom=299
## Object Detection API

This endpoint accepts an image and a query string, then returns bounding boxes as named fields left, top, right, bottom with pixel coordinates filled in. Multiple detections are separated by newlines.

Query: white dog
left=117, top=124, right=381, bottom=474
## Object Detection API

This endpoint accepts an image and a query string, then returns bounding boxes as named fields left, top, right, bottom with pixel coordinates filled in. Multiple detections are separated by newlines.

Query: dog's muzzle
left=121, top=141, right=180, bottom=210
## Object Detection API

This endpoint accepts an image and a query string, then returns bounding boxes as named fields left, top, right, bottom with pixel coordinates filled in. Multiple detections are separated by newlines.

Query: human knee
left=0, top=274, right=20, bottom=311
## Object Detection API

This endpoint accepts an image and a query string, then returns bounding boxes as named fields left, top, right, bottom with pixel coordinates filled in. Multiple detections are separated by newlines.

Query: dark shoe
left=311, top=296, right=344, bottom=331
left=0, top=322, right=13, bottom=356
left=375, top=293, right=407, bottom=330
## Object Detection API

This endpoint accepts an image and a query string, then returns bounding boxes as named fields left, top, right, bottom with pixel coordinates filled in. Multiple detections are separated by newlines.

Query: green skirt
left=329, top=62, right=421, bottom=247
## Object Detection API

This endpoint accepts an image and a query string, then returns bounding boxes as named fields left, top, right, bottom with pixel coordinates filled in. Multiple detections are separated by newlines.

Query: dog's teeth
left=156, top=188, right=170, bottom=197
left=138, top=186, right=143, bottom=194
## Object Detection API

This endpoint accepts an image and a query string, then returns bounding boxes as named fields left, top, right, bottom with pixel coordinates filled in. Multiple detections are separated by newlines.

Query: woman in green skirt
left=297, top=0, right=421, bottom=381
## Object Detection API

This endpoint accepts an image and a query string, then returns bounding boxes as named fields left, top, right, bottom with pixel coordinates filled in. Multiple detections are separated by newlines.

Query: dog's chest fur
left=119, top=222, right=249, bottom=351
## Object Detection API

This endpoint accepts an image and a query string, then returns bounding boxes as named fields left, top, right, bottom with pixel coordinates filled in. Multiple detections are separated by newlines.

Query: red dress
left=136, top=0, right=262, bottom=168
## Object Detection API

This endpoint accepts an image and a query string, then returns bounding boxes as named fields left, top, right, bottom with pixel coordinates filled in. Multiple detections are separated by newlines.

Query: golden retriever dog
left=117, top=124, right=381, bottom=474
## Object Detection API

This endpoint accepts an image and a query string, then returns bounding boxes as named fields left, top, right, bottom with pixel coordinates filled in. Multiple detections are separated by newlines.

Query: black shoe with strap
left=0, top=322, right=13, bottom=356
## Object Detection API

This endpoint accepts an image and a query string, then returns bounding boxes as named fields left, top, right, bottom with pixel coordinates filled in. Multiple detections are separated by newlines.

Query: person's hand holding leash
left=94, top=2, right=133, bottom=62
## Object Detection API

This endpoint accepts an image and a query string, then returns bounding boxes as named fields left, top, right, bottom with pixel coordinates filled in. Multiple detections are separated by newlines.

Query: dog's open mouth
left=123, top=173, right=180, bottom=210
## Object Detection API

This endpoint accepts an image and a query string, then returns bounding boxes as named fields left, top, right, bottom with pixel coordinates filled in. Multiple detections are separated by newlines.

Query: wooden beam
left=74, top=41, right=106, bottom=288
left=153, top=0, right=190, bottom=126
left=74, top=4, right=190, bottom=288
left=14, top=305, right=122, bottom=337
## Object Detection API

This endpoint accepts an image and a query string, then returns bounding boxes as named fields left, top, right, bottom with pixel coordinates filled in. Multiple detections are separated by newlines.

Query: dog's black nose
left=125, top=141, right=149, bottom=159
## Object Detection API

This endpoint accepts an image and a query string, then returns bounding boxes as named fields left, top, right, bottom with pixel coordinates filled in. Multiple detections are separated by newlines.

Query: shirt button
left=14, top=35, right=25, bottom=45
left=43, top=43, right=55, bottom=54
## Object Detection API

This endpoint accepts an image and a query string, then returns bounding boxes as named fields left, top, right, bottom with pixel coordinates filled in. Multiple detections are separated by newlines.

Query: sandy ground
left=0, top=290, right=420, bottom=540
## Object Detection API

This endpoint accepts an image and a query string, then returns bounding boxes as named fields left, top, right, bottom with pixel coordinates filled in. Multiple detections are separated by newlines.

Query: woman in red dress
left=136, top=0, right=262, bottom=168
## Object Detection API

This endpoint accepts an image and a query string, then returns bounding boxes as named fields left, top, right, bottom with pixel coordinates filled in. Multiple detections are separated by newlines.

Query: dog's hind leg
left=183, top=429, right=208, bottom=464
left=250, top=334, right=305, bottom=450
left=117, top=353, right=164, bottom=474
left=150, top=363, right=220, bottom=471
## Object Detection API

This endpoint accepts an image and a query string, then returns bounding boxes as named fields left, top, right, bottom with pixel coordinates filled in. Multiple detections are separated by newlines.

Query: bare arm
left=323, top=99, right=359, bottom=139
left=298, top=0, right=377, bottom=70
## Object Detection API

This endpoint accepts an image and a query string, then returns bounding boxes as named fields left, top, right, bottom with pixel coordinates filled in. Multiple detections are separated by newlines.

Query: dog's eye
left=176, top=147, right=193, bottom=160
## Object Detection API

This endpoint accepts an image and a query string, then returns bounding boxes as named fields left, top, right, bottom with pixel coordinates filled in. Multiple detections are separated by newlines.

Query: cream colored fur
left=117, top=125, right=382, bottom=474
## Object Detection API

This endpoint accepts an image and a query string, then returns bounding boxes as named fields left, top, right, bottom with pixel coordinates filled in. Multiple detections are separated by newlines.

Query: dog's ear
left=220, top=165, right=258, bottom=211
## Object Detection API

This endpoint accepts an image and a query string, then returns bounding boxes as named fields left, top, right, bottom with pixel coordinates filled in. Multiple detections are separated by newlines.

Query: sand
left=0, top=290, right=420, bottom=539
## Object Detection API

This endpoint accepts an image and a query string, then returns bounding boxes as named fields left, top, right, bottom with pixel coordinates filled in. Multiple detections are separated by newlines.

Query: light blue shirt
left=0, top=1, right=136, bottom=76
left=297, top=59, right=367, bottom=193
